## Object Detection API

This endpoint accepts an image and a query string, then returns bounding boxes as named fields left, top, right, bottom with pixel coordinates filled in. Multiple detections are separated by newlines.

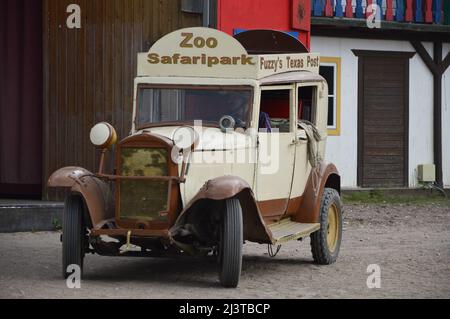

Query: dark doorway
left=353, top=50, right=414, bottom=188
left=0, top=0, right=43, bottom=198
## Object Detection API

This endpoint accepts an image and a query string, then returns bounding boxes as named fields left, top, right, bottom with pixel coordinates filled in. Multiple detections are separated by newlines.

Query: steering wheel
left=219, top=116, right=247, bottom=132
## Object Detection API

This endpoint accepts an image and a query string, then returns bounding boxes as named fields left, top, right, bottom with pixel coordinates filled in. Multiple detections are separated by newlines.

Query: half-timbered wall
left=312, top=36, right=450, bottom=188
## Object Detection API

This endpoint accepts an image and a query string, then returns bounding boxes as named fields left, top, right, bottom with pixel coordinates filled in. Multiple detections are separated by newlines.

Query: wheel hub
left=326, top=204, right=339, bottom=253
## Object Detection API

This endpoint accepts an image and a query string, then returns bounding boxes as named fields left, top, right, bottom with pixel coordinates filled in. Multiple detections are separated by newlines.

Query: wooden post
left=411, top=41, right=450, bottom=188
left=396, top=0, right=405, bottom=21
left=355, top=0, right=364, bottom=18
left=325, top=0, right=334, bottom=16
left=433, top=41, right=443, bottom=189
left=335, top=0, right=344, bottom=17
left=366, top=0, right=373, bottom=18
left=313, top=0, right=323, bottom=16
left=386, top=0, right=394, bottom=21
left=414, top=0, right=423, bottom=22
left=405, top=0, right=413, bottom=21
left=424, top=0, right=433, bottom=22
left=433, top=0, right=442, bottom=23
left=345, top=0, right=353, bottom=18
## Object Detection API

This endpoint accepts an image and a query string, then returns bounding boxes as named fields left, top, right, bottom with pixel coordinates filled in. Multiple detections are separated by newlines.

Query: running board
left=268, top=219, right=320, bottom=244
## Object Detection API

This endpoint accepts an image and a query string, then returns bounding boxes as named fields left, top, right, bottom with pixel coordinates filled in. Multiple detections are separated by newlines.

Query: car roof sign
left=137, top=27, right=320, bottom=80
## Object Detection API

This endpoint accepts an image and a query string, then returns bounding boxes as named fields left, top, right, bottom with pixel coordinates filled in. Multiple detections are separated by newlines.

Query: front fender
left=171, top=176, right=273, bottom=244
left=47, top=167, right=114, bottom=229
left=48, top=167, right=92, bottom=188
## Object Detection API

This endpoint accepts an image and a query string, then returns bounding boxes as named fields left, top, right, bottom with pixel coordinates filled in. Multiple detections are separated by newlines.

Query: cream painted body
left=130, top=27, right=329, bottom=208
left=133, top=78, right=329, bottom=207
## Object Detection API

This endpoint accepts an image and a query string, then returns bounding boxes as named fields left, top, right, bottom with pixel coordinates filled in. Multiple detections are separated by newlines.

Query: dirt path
left=0, top=203, right=449, bottom=299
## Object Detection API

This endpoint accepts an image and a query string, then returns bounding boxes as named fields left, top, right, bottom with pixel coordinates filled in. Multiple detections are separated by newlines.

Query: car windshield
left=137, top=86, right=253, bottom=129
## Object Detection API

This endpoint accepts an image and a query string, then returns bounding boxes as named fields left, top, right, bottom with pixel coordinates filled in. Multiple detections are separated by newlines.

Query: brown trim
left=286, top=196, right=303, bottom=215
left=433, top=42, right=443, bottom=189
left=439, top=53, right=450, bottom=75
left=411, top=41, right=450, bottom=188
left=354, top=50, right=413, bottom=187
left=352, top=50, right=416, bottom=59
left=357, top=56, right=364, bottom=187
left=403, top=58, right=410, bottom=187
left=293, top=162, right=340, bottom=223
left=135, top=84, right=255, bottom=131
left=411, top=42, right=440, bottom=75
left=257, top=199, right=287, bottom=220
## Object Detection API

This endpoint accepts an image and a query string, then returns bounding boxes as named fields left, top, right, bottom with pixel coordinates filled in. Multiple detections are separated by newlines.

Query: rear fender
left=293, top=162, right=341, bottom=223
left=47, top=167, right=114, bottom=229
left=170, top=176, right=273, bottom=244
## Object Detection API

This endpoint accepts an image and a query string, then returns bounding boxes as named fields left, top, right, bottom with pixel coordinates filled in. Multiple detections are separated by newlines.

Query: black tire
left=62, top=196, right=86, bottom=279
left=310, top=188, right=343, bottom=265
left=219, top=198, right=243, bottom=288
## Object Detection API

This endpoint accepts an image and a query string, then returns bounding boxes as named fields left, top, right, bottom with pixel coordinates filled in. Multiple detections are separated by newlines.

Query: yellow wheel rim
left=327, top=204, right=340, bottom=253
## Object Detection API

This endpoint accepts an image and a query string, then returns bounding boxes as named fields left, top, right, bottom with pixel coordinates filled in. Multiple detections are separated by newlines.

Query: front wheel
left=310, top=188, right=343, bottom=265
left=219, top=198, right=243, bottom=288
left=62, top=196, right=86, bottom=279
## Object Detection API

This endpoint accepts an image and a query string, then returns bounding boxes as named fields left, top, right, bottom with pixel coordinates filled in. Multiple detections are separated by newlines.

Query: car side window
left=259, top=89, right=292, bottom=133
left=298, top=86, right=317, bottom=124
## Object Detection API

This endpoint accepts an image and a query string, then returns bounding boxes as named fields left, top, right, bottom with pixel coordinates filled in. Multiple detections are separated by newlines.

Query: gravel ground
left=0, top=203, right=449, bottom=299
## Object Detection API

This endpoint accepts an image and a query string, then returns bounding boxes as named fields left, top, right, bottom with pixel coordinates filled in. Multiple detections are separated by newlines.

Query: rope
left=298, top=120, right=324, bottom=197
left=298, top=120, right=323, bottom=168
left=268, top=244, right=282, bottom=258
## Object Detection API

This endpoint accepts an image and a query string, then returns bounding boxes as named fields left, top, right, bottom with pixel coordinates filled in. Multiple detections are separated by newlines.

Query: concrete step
left=0, top=200, right=64, bottom=233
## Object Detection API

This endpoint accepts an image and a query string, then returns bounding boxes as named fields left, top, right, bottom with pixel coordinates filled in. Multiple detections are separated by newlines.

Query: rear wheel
left=62, top=196, right=86, bottom=279
left=219, top=198, right=243, bottom=288
left=310, top=188, right=343, bottom=265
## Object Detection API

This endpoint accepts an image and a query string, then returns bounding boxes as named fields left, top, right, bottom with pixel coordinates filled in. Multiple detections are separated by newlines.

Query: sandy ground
left=0, top=203, right=449, bottom=299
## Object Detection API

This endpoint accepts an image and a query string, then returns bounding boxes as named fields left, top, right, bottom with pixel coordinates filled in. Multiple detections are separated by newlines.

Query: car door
left=255, top=86, right=296, bottom=223
left=287, top=83, right=325, bottom=217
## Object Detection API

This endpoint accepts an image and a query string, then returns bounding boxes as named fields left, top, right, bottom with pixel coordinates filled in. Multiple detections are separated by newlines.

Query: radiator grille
left=119, top=148, right=169, bottom=222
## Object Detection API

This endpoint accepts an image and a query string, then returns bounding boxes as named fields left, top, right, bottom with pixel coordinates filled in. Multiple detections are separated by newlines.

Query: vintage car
left=48, top=27, right=342, bottom=288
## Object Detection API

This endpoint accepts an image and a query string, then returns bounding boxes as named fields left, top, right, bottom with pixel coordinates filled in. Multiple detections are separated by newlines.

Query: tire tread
left=310, top=188, right=342, bottom=265
left=220, top=198, right=243, bottom=288
left=62, top=196, right=85, bottom=279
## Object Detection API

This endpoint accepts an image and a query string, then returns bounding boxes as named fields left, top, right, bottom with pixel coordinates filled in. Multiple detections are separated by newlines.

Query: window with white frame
left=319, top=57, right=341, bottom=135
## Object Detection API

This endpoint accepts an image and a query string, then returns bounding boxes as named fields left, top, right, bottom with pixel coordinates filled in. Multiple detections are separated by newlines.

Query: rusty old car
left=48, top=27, right=343, bottom=288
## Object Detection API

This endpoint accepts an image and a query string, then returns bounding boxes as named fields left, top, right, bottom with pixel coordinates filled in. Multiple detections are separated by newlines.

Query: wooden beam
left=433, top=42, right=443, bottom=188
left=410, top=41, right=445, bottom=188
left=352, top=49, right=416, bottom=59
left=439, top=51, right=450, bottom=74
left=411, top=41, right=439, bottom=75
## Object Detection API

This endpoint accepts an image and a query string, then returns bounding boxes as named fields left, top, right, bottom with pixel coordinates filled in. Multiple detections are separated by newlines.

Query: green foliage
left=52, top=217, right=62, bottom=231
left=343, top=190, right=450, bottom=205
